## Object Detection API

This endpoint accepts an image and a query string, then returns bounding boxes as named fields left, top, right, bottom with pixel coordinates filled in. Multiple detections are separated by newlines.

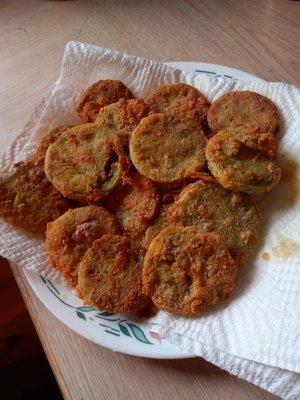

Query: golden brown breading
left=142, top=186, right=184, bottom=249
left=130, top=113, right=207, bottom=183
left=104, top=171, right=160, bottom=238
left=169, top=176, right=260, bottom=264
left=143, top=226, right=237, bottom=317
left=143, top=204, right=172, bottom=249
left=95, top=99, right=149, bottom=155
left=46, top=205, right=120, bottom=287
left=77, top=234, right=149, bottom=313
left=0, top=160, right=72, bottom=234
left=146, top=83, right=210, bottom=125
left=33, top=125, right=72, bottom=164
left=206, top=125, right=281, bottom=195
left=207, top=91, right=279, bottom=134
left=44, top=123, right=126, bottom=202
left=77, top=80, right=134, bottom=123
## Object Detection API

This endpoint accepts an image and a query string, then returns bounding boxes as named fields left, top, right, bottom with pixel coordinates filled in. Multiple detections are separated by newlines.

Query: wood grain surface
left=1, top=0, right=299, bottom=399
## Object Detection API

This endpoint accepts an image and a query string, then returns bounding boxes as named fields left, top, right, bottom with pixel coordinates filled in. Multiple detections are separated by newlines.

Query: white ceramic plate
left=166, top=61, right=264, bottom=83
left=24, top=62, right=263, bottom=359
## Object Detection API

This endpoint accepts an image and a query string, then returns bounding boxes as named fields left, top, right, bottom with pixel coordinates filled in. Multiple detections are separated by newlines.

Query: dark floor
left=0, top=257, right=63, bottom=400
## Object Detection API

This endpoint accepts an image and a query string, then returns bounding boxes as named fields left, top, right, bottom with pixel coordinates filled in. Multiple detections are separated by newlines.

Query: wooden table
left=1, top=1, right=299, bottom=399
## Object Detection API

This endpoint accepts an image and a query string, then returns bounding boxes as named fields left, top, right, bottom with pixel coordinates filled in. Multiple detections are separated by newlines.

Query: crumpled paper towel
left=0, top=41, right=299, bottom=399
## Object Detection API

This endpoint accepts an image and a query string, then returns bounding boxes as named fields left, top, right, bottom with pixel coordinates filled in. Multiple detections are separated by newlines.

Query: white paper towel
left=0, top=41, right=299, bottom=399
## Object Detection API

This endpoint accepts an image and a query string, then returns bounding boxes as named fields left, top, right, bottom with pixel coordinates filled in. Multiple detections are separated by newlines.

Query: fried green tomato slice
left=206, top=125, right=281, bottom=196
left=44, top=123, right=125, bottom=202
left=104, top=171, right=160, bottom=238
left=146, top=83, right=210, bottom=125
left=143, top=226, right=237, bottom=317
left=169, top=176, right=259, bottom=263
left=0, top=160, right=71, bottom=234
left=77, top=234, right=149, bottom=313
left=207, top=91, right=279, bottom=135
left=130, top=113, right=207, bottom=183
left=77, top=80, right=134, bottom=123
left=95, top=99, right=149, bottom=155
left=46, top=205, right=119, bottom=287
left=33, top=125, right=72, bottom=164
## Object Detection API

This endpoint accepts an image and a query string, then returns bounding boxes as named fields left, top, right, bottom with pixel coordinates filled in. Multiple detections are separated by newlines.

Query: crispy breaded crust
left=169, top=177, right=260, bottom=263
left=46, top=205, right=119, bottom=287
left=143, top=226, right=237, bottom=317
left=130, top=113, right=207, bottom=183
left=95, top=99, right=149, bottom=155
left=206, top=125, right=281, bottom=195
left=146, top=83, right=210, bottom=125
left=104, top=170, right=160, bottom=238
left=78, top=234, right=149, bottom=313
left=33, top=125, right=72, bottom=164
left=207, top=91, right=279, bottom=134
left=44, top=123, right=125, bottom=202
left=143, top=204, right=172, bottom=249
left=77, top=80, right=134, bottom=123
left=0, top=160, right=71, bottom=234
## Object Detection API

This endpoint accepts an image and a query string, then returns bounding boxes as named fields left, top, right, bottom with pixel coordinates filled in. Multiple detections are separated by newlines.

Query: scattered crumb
left=272, top=236, right=299, bottom=259
left=262, top=252, right=270, bottom=261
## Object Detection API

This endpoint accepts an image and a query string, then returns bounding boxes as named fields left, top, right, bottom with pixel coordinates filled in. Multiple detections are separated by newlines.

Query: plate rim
left=165, top=61, right=265, bottom=83
left=23, top=268, right=192, bottom=359
left=24, top=61, right=264, bottom=359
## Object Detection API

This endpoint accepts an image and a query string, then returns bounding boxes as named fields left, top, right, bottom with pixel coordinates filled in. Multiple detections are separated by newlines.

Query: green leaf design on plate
left=42, top=277, right=160, bottom=346
left=118, top=324, right=131, bottom=337
left=46, top=279, right=60, bottom=295
left=76, top=306, right=96, bottom=312
left=99, top=323, right=111, bottom=328
left=195, top=69, right=215, bottom=74
left=98, top=311, right=113, bottom=317
left=76, top=310, right=86, bottom=320
left=127, top=323, right=153, bottom=344
left=105, top=330, right=120, bottom=337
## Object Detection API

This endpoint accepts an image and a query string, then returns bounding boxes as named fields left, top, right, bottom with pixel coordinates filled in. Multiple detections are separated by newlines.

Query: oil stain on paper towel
left=280, top=157, right=300, bottom=206
left=272, top=236, right=299, bottom=260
